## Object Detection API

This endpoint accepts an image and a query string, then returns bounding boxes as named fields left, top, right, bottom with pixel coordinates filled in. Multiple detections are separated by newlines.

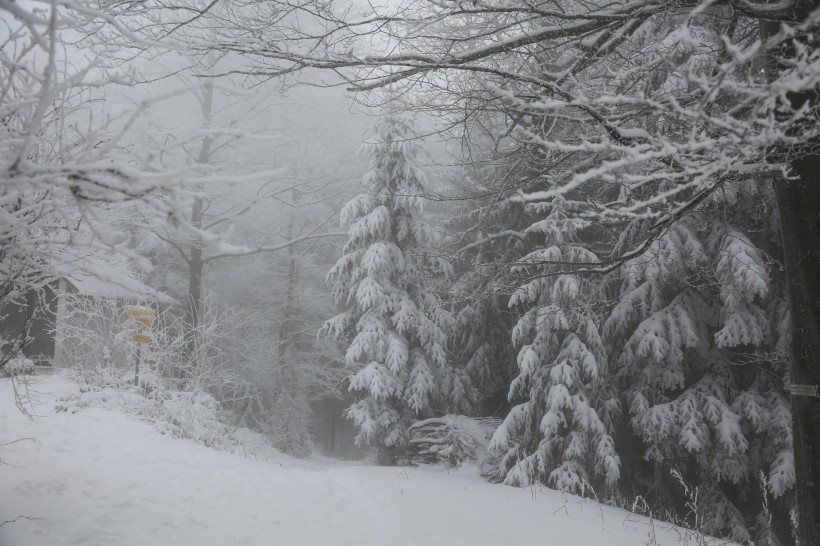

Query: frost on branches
left=323, top=115, right=451, bottom=460
left=0, top=0, right=183, bottom=377
left=489, top=197, right=619, bottom=493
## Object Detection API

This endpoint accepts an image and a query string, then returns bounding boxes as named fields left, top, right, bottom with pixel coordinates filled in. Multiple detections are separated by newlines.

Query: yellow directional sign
left=132, top=334, right=152, bottom=344
left=127, top=308, right=156, bottom=318
left=127, top=308, right=156, bottom=327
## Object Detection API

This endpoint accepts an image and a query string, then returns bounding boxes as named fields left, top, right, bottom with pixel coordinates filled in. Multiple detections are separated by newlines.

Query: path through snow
left=1, top=374, right=710, bottom=546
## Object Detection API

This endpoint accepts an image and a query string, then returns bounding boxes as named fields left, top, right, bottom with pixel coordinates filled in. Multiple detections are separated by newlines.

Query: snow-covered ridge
left=1, top=374, right=732, bottom=546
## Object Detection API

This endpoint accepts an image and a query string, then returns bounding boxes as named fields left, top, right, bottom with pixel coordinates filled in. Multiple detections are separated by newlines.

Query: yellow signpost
left=127, top=307, right=155, bottom=386
left=127, top=308, right=156, bottom=327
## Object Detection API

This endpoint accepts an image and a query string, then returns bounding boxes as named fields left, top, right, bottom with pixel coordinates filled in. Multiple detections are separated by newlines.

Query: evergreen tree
left=604, top=181, right=793, bottom=542
left=489, top=196, right=620, bottom=493
left=323, top=114, right=451, bottom=460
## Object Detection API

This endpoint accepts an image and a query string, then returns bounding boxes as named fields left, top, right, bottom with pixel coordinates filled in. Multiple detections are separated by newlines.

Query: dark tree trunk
left=774, top=158, right=820, bottom=546
left=761, top=6, right=819, bottom=541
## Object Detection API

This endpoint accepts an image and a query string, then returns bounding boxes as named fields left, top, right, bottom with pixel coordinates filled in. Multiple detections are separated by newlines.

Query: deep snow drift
left=1, top=374, right=720, bottom=546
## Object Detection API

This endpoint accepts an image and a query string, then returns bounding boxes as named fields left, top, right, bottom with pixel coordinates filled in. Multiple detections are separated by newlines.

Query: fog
left=1, top=1, right=817, bottom=544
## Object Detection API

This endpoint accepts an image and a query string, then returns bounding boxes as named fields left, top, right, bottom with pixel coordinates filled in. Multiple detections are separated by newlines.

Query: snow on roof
left=52, top=253, right=176, bottom=305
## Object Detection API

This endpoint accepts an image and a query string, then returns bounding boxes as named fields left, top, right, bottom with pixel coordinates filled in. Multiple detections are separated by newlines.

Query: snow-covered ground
left=1, top=374, right=716, bottom=546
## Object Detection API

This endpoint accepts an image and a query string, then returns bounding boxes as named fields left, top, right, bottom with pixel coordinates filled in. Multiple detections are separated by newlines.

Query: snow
left=2, top=374, right=717, bottom=546
left=53, top=253, right=176, bottom=304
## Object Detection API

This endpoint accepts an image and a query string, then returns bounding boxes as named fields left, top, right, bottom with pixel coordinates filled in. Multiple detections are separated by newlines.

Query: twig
left=0, top=515, right=43, bottom=528
left=553, top=504, right=569, bottom=516
left=0, top=437, right=35, bottom=447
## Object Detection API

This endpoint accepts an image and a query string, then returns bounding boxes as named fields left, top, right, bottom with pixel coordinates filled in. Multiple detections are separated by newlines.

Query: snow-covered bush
left=2, top=357, right=35, bottom=377
left=61, top=365, right=237, bottom=451
left=406, top=415, right=500, bottom=468
left=155, top=389, right=235, bottom=449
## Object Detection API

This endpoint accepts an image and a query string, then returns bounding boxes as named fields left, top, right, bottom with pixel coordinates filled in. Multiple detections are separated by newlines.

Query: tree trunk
left=762, top=8, right=819, bottom=542
left=185, top=194, right=204, bottom=361
left=275, top=197, right=307, bottom=454
left=278, top=203, right=298, bottom=361
left=774, top=157, right=820, bottom=546
left=184, top=83, right=214, bottom=368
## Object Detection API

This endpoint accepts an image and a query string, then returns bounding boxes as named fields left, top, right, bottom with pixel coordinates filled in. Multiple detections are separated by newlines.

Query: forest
left=1, top=0, right=818, bottom=544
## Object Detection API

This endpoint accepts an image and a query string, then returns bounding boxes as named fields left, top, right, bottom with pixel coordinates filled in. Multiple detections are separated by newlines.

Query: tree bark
left=774, top=156, right=820, bottom=546
left=184, top=83, right=214, bottom=366
left=762, top=4, right=820, bottom=542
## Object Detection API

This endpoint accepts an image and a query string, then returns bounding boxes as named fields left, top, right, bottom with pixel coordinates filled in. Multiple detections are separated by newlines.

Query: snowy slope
left=1, top=375, right=721, bottom=546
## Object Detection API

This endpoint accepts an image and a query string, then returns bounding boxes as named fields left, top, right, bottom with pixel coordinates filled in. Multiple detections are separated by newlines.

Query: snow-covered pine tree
left=604, top=180, right=793, bottom=542
left=489, top=196, right=620, bottom=494
left=323, top=114, right=451, bottom=462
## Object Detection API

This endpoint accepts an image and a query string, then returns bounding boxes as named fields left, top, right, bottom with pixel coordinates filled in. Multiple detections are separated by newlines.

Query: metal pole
left=134, top=343, right=141, bottom=387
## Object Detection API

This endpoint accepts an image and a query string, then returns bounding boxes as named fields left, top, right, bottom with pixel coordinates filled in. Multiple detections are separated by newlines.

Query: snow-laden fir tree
left=604, top=180, right=793, bottom=542
left=323, top=114, right=451, bottom=460
left=489, top=196, right=620, bottom=493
